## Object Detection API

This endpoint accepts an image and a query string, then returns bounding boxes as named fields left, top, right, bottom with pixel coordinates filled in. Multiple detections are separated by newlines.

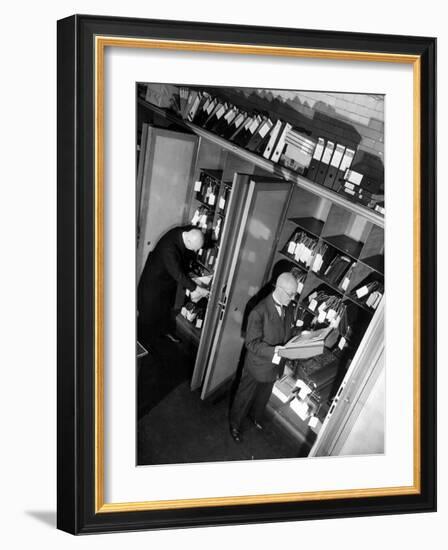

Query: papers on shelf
left=290, top=398, right=309, bottom=420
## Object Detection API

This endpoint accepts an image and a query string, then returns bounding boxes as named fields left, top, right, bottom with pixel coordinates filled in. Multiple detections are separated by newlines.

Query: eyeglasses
left=277, top=286, right=296, bottom=299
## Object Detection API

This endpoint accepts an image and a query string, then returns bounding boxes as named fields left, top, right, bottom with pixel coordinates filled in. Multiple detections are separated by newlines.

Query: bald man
left=138, top=225, right=205, bottom=344
left=229, top=272, right=298, bottom=442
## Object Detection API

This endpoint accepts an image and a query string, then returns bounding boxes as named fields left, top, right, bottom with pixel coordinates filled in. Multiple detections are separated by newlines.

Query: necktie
left=274, top=301, right=284, bottom=319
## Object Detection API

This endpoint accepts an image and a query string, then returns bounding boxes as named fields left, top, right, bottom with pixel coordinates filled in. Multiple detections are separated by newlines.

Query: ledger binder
left=306, top=137, right=325, bottom=181
left=323, top=143, right=346, bottom=189
left=315, top=141, right=335, bottom=185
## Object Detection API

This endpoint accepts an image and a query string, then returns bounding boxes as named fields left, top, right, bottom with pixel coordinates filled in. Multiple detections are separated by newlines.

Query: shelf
left=337, top=188, right=385, bottom=218
left=200, top=168, right=223, bottom=181
left=311, top=272, right=345, bottom=297
left=176, top=313, right=201, bottom=345
left=360, top=254, right=384, bottom=275
left=289, top=217, right=325, bottom=237
left=322, top=234, right=364, bottom=260
left=194, top=196, right=216, bottom=210
left=278, top=251, right=309, bottom=272
left=194, top=260, right=214, bottom=274
left=297, top=302, right=328, bottom=318
left=268, top=393, right=321, bottom=438
left=346, top=294, right=380, bottom=314
left=138, top=98, right=384, bottom=229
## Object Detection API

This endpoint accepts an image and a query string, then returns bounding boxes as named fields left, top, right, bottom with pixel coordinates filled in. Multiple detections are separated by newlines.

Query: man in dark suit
left=137, top=225, right=207, bottom=344
left=229, top=272, right=298, bottom=442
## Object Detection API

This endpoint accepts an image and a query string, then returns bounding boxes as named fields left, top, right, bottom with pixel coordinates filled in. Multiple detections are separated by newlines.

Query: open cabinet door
left=137, top=124, right=198, bottom=279
left=190, top=174, right=292, bottom=398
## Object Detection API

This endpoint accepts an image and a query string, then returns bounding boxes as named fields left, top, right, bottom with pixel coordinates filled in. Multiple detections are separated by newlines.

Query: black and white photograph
left=136, top=83, right=385, bottom=466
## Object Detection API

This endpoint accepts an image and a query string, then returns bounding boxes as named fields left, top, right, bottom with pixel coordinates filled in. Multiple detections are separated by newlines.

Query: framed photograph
left=57, top=14, right=436, bottom=534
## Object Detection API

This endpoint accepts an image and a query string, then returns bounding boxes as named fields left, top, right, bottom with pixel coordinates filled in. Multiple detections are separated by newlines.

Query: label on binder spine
left=249, top=119, right=259, bottom=133
left=191, top=211, right=200, bottom=225
left=219, top=197, right=226, bottom=210
left=321, top=141, right=335, bottom=164
left=309, top=416, right=319, bottom=429
left=330, top=144, right=345, bottom=167
left=312, top=254, right=323, bottom=273
left=309, top=299, right=317, bottom=311
left=233, top=113, right=245, bottom=128
left=317, top=310, right=326, bottom=323
left=208, top=193, right=216, bottom=206
left=224, top=109, right=236, bottom=122
left=259, top=122, right=271, bottom=138
left=215, top=105, right=226, bottom=119
left=294, top=244, right=304, bottom=261
left=338, top=337, right=347, bottom=350
left=341, top=277, right=350, bottom=291
left=287, top=241, right=296, bottom=254
left=313, top=138, right=325, bottom=160
left=301, top=247, right=311, bottom=264
left=195, top=318, right=203, bottom=329
left=206, top=100, right=216, bottom=114
left=339, top=149, right=355, bottom=171
left=326, top=309, right=337, bottom=321
left=331, top=315, right=341, bottom=328
left=356, top=286, right=369, bottom=298
left=194, top=180, right=202, bottom=191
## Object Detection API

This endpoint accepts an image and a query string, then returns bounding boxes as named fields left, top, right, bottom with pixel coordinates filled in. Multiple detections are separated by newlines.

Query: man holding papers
left=137, top=226, right=208, bottom=344
left=229, top=272, right=298, bottom=443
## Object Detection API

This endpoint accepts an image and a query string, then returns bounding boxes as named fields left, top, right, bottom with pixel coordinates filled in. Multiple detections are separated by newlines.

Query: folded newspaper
left=278, top=326, right=334, bottom=359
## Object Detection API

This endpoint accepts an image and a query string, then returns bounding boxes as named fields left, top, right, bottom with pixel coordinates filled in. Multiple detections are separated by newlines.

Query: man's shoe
left=230, top=427, right=242, bottom=443
left=250, top=417, right=264, bottom=431
left=166, top=333, right=182, bottom=343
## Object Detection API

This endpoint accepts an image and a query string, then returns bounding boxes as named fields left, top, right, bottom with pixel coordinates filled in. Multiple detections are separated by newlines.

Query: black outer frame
left=57, top=14, right=436, bottom=535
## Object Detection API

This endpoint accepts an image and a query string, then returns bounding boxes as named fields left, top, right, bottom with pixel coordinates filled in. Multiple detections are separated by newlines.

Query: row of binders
left=307, top=138, right=384, bottom=214
left=193, top=173, right=230, bottom=215
left=181, top=299, right=207, bottom=330
left=191, top=206, right=223, bottom=241
left=350, top=279, right=383, bottom=310
left=285, top=230, right=319, bottom=267
left=338, top=169, right=385, bottom=215
left=284, top=231, right=356, bottom=291
left=178, top=88, right=316, bottom=174
left=174, top=87, right=385, bottom=216
left=283, top=229, right=382, bottom=309
left=312, top=251, right=356, bottom=290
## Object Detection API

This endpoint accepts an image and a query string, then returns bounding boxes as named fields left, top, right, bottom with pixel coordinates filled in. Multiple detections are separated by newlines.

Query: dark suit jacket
left=244, top=294, right=295, bottom=383
left=137, top=226, right=197, bottom=334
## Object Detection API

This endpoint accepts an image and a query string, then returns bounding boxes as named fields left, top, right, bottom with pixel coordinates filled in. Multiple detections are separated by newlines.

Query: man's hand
left=275, top=345, right=286, bottom=358
left=190, top=285, right=210, bottom=303
left=193, top=274, right=213, bottom=287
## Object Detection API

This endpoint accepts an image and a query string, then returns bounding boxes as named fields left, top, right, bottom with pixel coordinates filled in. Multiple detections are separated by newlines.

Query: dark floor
left=137, top=334, right=309, bottom=465
left=137, top=333, right=195, bottom=419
